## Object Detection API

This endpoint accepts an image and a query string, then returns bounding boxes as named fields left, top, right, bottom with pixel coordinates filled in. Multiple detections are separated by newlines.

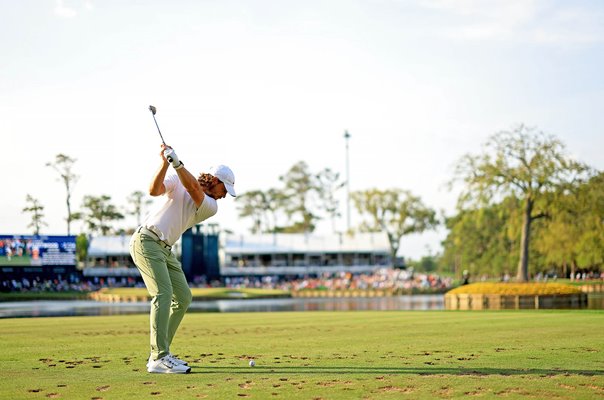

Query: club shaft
left=152, top=114, right=166, bottom=145
left=148, top=106, right=172, bottom=162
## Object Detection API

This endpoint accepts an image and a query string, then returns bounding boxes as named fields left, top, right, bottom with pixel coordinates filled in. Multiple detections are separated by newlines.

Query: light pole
left=344, top=130, right=351, bottom=231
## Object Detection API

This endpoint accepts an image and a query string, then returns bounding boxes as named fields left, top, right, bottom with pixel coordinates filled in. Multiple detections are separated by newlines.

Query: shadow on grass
left=190, top=366, right=602, bottom=376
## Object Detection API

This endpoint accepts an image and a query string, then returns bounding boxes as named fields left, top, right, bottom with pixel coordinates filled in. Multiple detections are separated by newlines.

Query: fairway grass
left=1, top=311, right=603, bottom=399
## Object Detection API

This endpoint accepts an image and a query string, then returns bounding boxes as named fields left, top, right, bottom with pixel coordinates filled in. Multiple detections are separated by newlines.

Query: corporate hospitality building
left=83, top=226, right=392, bottom=281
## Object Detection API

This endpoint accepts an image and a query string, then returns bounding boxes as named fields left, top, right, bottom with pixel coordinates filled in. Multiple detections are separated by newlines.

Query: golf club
left=148, top=105, right=173, bottom=162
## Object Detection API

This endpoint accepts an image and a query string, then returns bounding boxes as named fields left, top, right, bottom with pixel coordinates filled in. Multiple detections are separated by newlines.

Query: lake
left=0, top=295, right=443, bottom=318
left=0, top=293, right=602, bottom=318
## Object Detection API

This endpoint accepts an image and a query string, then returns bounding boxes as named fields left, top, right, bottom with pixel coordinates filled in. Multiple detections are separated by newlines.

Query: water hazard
left=0, top=295, right=444, bottom=318
left=1, top=294, right=602, bottom=318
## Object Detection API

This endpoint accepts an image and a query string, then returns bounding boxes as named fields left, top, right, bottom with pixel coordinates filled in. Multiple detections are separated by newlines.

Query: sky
left=2, top=0, right=603, bottom=259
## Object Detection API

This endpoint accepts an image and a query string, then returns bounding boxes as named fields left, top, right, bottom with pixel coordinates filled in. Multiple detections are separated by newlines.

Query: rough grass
left=1, top=311, right=603, bottom=399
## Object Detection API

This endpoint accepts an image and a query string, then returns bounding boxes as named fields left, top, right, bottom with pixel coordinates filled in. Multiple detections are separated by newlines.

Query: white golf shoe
left=147, top=355, right=191, bottom=374
left=168, top=354, right=189, bottom=366
left=147, top=354, right=188, bottom=368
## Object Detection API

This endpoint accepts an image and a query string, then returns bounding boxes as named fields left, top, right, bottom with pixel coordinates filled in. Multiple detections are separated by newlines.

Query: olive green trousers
left=129, top=231, right=192, bottom=360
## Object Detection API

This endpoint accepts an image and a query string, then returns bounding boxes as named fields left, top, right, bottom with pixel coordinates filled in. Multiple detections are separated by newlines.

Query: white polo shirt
left=143, top=174, right=218, bottom=246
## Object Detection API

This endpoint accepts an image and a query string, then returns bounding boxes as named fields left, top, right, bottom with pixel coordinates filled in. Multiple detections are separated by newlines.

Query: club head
left=149, top=105, right=157, bottom=115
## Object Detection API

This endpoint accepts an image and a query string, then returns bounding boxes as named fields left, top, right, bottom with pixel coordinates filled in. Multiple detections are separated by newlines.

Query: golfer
left=129, top=144, right=236, bottom=374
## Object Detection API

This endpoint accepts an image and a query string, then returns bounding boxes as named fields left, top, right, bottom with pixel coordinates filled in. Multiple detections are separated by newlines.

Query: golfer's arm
left=149, top=162, right=169, bottom=196
left=176, top=167, right=205, bottom=207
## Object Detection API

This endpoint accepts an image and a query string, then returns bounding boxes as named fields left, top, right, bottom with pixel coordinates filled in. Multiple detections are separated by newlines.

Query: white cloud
left=418, top=0, right=604, bottom=45
left=419, top=0, right=537, bottom=20
left=54, top=0, right=77, bottom=18
left=531, top=6, right=604, bottom=45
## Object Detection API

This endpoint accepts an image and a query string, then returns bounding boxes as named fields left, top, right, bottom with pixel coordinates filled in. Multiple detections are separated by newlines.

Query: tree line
left=22, top=124, right=602, bottom=281
left=24, top=154, right=151, bottom=237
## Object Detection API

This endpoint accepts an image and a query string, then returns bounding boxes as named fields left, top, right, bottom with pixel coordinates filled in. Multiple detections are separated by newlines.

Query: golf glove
left=163, top=148, right=184, bottom=170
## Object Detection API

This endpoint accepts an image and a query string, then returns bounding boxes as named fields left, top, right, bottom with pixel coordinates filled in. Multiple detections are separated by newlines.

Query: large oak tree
left=453, top=125, right=590, bottom=281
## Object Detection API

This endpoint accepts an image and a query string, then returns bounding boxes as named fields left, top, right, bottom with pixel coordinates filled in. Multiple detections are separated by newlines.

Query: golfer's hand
left=163, top=147, right=184, bottom=170
left=160, top=144, right=171, bottom=163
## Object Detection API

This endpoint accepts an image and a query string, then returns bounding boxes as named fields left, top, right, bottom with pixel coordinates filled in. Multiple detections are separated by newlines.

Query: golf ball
left=249, top=359, right=255, bottom=367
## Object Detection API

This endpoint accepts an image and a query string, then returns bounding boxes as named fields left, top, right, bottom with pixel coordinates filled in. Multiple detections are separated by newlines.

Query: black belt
left=137, top=226, right=171, bottom=249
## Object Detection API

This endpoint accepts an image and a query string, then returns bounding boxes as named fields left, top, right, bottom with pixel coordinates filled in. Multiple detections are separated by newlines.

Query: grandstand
left=222, top=232, right=391, bottom=277
left=83, top=228, right=393, bottom=280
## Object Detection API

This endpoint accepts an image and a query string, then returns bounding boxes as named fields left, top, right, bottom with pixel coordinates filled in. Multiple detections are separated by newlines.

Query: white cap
left=209, top=165, right=236, bottom=197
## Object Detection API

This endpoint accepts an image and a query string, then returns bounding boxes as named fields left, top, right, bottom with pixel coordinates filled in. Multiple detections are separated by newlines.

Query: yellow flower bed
left=448, top=282, right=582, bottom=295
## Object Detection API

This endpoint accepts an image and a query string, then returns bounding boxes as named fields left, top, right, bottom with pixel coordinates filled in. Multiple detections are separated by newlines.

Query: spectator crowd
left=4, top=268, right=601, bottom=295
left=2, top=268, right=452, bottom=294
left=223, top=268, right=453, bottom=292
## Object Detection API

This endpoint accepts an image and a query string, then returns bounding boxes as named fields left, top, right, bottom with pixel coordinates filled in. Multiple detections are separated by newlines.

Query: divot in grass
left=436, top=386, right=453, bottom=396
left=585, top=384, right=604, bottom=393
left=558, top=383, right=576, bottom=390
left=465, top=387, right=488, bottom=396
left=378, top=385, right=415, bottom=394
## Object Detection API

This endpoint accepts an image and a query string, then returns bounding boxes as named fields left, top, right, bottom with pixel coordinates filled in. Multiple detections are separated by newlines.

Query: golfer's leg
left=130, top=234, right=173, bottom=360
left=166, top=252, right=192, bottom=347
